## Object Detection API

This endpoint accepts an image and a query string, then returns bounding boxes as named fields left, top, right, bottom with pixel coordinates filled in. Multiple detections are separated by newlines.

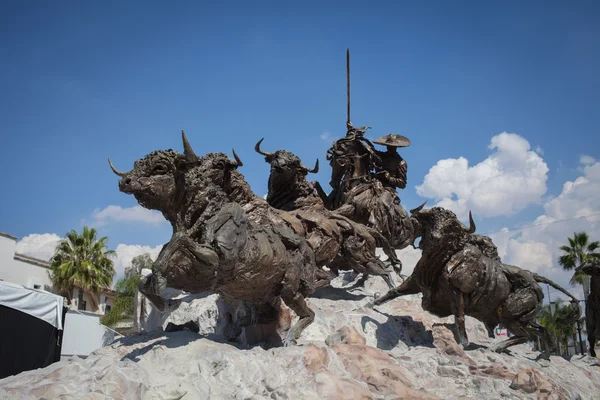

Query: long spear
left=346, top=48, right=351, bottom=128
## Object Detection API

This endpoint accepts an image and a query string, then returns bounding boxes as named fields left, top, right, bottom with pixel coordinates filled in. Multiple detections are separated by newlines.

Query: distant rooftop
left=14, top=253, right=51, bottom=268
left=0, top=232, right=18, bottom=240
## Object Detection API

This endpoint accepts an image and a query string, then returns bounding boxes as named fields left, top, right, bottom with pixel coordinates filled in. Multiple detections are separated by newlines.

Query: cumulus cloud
left=490, top=158, right=600, bottom=302
left=113, top=244, right=162, bottom=279
left=90, top=205, right=166, bottom=227
left=416, top=132, right=549, bottom=220
left=580, top=155, right=596, bottom=166
left=15, top=233, right=162, bottom=288
left=15, top=233, right=62, bottom=261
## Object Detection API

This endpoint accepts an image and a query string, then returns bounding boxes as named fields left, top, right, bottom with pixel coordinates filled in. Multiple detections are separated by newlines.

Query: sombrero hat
left=373, top=133, right=411, bottom=148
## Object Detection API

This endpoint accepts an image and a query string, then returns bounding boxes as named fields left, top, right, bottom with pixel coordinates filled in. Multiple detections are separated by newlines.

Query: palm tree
left=49, top=226, right=116, bottom=310
left=558, top=232, right=600, bottom=296
left=538, top=301, right=580, bottom=355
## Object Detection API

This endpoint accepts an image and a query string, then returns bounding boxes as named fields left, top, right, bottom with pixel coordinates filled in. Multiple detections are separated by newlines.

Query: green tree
left=538, top=301, right=580, bottom=355
left=558, top=232, right=600, bottom=296
left=101, top=253, right=154, bottom=327
left=100, top=274, right=139, bottom=327
left=125, top=253, right=154, bottom=278
left=50, top=226, right=116, bottom=309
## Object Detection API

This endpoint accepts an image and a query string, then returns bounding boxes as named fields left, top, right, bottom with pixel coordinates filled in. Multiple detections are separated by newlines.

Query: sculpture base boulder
left=1, top=273, right=599, bottom=399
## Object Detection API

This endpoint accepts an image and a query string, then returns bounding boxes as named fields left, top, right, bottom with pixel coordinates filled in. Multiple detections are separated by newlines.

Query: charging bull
left=107, top=131, right=331, bottom=346
left=254, top=138, right=401, bottom=289
left=368, top=205, right=580, bottom=360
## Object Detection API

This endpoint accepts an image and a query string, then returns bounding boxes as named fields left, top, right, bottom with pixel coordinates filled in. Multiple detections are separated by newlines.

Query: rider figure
left=326, top=121, right=374, bottom=190
left=372, top=133, right=410, bottom=190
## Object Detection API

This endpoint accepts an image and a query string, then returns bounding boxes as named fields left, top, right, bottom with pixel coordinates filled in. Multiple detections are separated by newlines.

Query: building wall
left=0, top=235, right=54, bottom=291
left=0, top=233, right=17, bottom=260
left=72, top=287, right=116, bottom=314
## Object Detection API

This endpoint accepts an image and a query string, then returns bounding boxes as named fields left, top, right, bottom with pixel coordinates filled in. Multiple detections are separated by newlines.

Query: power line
left=482, top=212, right=600, bottom=236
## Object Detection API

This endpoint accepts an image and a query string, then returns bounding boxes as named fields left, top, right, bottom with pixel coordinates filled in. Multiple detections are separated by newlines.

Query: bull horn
left=467, top=211, right=476, bottom=233
left=410, top=201, right=427, bottom=215
left=181, top=130, right=198, bottom=163
left=302, top=159, right=319, bottom=174
left=108, top=158, right=129, bottom=177
left=254, top=138, right=274, bottom=157
left=231, top=148, right=243, bottom=167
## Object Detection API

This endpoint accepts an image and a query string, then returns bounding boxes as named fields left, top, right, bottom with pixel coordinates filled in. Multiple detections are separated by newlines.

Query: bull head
left=108, top=130, right=243, bottom=216
left=255, top=138, right=318, bottom=174
left=408, top=205, right=476, bottom=250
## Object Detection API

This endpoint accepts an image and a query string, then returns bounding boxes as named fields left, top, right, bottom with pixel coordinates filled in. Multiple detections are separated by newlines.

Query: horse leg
left=361, top=259, right=396, bottom=289
left=348, top=273, right=369, bottom=288
left=367, top=275, right=420, bottom=308
left=280, top=292, right=315, bottom=347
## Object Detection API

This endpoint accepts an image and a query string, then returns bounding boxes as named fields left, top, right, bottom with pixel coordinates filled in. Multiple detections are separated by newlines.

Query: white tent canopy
left=0, top=281, right=65, bottom=330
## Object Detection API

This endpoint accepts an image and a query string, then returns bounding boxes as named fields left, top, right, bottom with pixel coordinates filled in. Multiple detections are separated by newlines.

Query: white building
left=0, top=231, right=124, bottom=358
left=0, top=231, right=116, bottom=315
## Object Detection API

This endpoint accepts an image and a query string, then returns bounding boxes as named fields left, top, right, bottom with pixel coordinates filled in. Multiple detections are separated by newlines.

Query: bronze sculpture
left=576, top=259, right=600, bottom=357
left=323, top=51, right=417, bottom=270
left=108, top=131, right=331, bottom=346
left=254, top=138, right=400, bottom=288
left=372, top=133, right=410, bottom=191
left=368, top=206, right=580, bottom=360
left=99, top=49, right=585, bottom=364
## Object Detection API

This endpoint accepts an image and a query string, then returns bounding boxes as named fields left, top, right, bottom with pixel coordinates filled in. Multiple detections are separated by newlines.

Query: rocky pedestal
left=1, top=273, right=599, bottom=399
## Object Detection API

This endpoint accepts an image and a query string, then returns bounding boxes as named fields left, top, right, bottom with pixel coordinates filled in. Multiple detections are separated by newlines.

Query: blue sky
left=1, top=1, right=599, bottom=292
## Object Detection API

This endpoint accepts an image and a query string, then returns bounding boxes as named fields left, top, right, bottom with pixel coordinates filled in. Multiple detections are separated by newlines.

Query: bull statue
left=254, top=138, right=401, bottom=289
left=368, top=205, right=580, bottom=360
left=108, top=131, right=330, bottom=346
left=575, top=259, right=600, bottom=357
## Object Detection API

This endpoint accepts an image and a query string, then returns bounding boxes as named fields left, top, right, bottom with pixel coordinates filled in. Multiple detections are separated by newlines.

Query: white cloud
left=113, top=244, right=163, bottom=279
left=535, top=145, right=544, bottom=155
left=15, top=232, right=162, bottom=288
left=15, top=233, right=62, bottom=261
left=90, top=205, right=166, bottom=227
left=416, top=132, right=549, bottom=220
left=580, top=155, right=596, bottom=166
left=490, top=158, right=600, bottom=302
left=320, top=131, right=332, bottom=141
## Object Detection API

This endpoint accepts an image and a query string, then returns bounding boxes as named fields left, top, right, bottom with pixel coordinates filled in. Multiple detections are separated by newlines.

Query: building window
left=105, top=305, right=111, bottom=314
left=79, top=300, right=87, bottom=311
left=33, top=284, right=41, bottom=289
